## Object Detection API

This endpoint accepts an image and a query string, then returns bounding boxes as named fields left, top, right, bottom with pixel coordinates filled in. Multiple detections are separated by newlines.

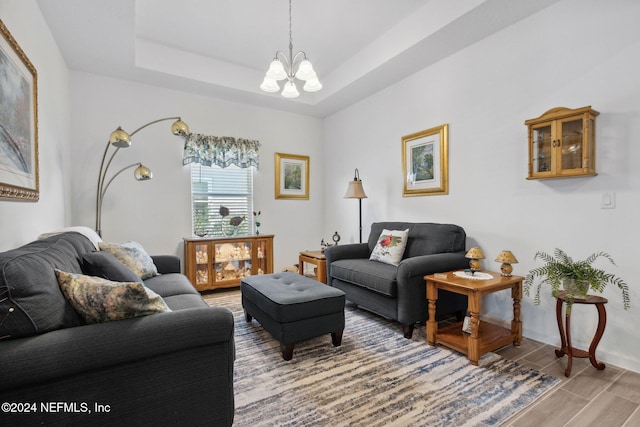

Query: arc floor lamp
left=95, top=117, right=189, bottom=237
left=344, top=168, right=368, bottom=243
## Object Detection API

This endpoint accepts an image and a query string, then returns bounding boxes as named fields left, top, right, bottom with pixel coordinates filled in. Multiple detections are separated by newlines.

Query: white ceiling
left=37, top=0, right=560, bottom=117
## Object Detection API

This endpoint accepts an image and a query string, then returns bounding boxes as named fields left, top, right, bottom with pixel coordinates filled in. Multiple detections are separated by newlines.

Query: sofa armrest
left=397, top=251, right=468, bottom=280
left=152, top=255, right=181, bottom=274
left=1, top=306, right=234, bottom=391
left=395, top=252, right=469, bottom=324
left=324, top=243, right=369, bottom=264
left=324, top=243, right=370, bottom=285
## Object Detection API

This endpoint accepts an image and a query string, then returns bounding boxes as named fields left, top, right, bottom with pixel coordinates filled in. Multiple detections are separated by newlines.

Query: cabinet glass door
left=560, top=118, right=584, bottom=170
left=215, top=242, right=252, bottom=282
left=532, top=123, right=552, bottom=173
left=194, top=243, right=210, bottom=286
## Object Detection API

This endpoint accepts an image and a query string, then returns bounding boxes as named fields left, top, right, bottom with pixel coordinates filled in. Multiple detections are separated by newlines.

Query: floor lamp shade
left=344, top=169, right=367, bottom=243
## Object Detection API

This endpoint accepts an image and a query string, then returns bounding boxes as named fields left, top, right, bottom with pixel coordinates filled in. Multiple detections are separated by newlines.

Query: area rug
left=204, top=290, right=559, bottom=427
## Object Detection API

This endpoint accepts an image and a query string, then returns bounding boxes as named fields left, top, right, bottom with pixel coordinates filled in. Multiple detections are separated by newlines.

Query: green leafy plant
left=524, top=248, right=630, bottom=313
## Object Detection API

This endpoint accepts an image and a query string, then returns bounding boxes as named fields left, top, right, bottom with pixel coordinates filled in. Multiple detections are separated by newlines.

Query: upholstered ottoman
left=241, top=272, right=346, bottom=360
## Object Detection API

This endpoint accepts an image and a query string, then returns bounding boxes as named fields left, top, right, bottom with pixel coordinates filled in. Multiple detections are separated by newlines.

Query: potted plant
left=524, top=248, right=630, bottom=314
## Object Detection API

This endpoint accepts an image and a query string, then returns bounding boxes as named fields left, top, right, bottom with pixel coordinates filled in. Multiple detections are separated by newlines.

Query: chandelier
left=259, top=0, right=322, bottom=98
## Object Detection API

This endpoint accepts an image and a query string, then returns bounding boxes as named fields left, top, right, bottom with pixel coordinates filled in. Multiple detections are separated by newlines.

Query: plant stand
left=555, top=291, right=607, bottom=377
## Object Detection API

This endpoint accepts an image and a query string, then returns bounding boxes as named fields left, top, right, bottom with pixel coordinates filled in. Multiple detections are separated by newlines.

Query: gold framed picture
left=0, top=19, right=39, bottom=201
left=275, top=152, right=309, bottom=200
left=402, top=124, right=448, bottom=197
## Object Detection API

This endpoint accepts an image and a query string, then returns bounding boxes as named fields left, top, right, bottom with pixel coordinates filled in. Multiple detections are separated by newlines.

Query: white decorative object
left=453, top=271, right=493, bottom=280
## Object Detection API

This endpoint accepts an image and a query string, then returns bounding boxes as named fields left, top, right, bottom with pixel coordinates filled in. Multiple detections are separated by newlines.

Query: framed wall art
left=402, top=124, right=448, bottom=197
left=275, top=152, right=309, bottom=200
left=0, top=19, right=39, bottom=201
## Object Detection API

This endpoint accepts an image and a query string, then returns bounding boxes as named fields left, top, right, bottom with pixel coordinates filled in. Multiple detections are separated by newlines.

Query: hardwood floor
left=497, top=338, right=640, bottom=426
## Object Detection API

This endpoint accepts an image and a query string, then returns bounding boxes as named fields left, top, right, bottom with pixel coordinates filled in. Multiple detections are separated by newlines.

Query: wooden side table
left=555, top=291, right=607, bottom=377
left=425, top=271, right=523, bottom=365
left=298, top=250, right=327, bottom=284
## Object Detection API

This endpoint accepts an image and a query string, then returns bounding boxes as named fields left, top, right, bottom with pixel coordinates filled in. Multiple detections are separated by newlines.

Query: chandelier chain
left=288, top=0, right=293, bottom=53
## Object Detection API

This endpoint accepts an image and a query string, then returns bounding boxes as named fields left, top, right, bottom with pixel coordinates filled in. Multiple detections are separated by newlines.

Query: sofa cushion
left=144, top=273, right=201, bottom=298
left=330, top=259, right=398, bottom=297
left=0, top=234, right=94, bottom=339
left=55, top=270, right=171, bottom=324
left=82, top=251, right=143, bottom=283
left=99, top=241, right=158, bottom=280
left=369, top=228, right=409, bottom=266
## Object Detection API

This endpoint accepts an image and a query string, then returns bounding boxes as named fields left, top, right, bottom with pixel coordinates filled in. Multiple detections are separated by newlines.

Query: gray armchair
left=325, top=222, right=469, bottom=338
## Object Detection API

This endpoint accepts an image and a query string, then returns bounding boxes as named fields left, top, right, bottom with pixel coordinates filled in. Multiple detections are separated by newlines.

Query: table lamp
left=495, top=250, right=518, bottom=276
left=465, top=247, right=485, bottom=275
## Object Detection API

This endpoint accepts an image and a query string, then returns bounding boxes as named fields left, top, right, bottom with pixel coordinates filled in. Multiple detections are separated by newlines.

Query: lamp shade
left=109, top=127, right=131, bottom=148
left=495, top=250, right=518, bottom=263
left=344, top=180, right=367, bottom=199
left=171, top=119, right=190, bottom=135
left=266, top=59, right=287, bottom=80
left=296, top=59, right=315, bottom=81
left=303, top=77, right=323, bottom=92
left=133, top=164, right=153, bottom=181
left=465, top=247, right=485, bottom=259
left=281, top=81, right=300, bottom=98
left=260, top=76, right=280, bottom=93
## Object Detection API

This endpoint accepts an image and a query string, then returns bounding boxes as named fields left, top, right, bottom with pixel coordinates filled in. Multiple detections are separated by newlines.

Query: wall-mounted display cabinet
left=184, top=235, right=274, bottom=291
left=525, top=106, right=599, bottom=179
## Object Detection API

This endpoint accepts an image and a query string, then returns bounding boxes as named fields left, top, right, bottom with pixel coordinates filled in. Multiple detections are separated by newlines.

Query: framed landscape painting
left=275, top=152, right=309, bottom=200
left=402, top=124, right=448, bottom=197
left=0, top=19, right=39, bottom=201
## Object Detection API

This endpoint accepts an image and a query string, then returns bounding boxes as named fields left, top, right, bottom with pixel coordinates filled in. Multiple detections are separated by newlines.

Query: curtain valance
left=182, top=133, right=260, bottom=169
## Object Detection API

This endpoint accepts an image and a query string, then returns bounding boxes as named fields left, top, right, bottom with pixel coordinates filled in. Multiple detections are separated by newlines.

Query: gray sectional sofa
left=325, top=222, right=469, bottom=338
left=0, top=231, right=234, bottom=426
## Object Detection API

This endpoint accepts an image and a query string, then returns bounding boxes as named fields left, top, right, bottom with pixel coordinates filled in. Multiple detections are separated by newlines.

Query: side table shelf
left=555, top=291, right=607, bottom=377
left=425, top=271, right=523, bottom=366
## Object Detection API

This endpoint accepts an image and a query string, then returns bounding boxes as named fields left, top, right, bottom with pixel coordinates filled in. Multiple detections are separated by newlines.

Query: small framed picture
left=402, top=124, right=448, bottom=197
left=275, top=152, right=309, bottom=200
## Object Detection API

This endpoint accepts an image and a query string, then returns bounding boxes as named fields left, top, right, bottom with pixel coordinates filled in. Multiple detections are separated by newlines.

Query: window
left=191, top=164, right=253, bottom=237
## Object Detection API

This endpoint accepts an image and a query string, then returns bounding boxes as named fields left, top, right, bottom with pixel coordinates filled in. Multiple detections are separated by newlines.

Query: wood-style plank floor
left=497, top=338, right=640, bottom=426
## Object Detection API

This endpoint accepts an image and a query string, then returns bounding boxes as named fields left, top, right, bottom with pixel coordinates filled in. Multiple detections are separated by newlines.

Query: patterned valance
left=182, top=133, right=260, bottom=169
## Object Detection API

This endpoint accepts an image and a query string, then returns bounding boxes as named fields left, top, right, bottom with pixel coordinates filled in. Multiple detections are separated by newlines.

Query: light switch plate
left=601, top=192, right=616, bottom=209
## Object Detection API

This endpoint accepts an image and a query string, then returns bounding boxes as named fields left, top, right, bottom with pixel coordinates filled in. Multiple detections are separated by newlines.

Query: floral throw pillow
left=55, top=270, right=171, bottom=324
left=99, top=241, right=158, bottom=280
left=369, top=229, right=409, bottom=266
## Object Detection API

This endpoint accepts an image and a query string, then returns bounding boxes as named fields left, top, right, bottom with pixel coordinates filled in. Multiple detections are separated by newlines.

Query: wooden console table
left=425, top=271, right=523, bottom=365
left=555, top=291, right=607, bottom=377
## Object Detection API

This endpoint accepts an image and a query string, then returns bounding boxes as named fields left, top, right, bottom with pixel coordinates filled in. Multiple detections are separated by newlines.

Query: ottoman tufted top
left=241, top=272, right=345, bottom=323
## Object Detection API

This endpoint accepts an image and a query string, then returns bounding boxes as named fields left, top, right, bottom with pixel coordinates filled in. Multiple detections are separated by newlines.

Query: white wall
left=323, top=0, right=640, bottom=372
left=69, top=71, right=324, bottom=271
left=0, top=0, right=71, bottom=250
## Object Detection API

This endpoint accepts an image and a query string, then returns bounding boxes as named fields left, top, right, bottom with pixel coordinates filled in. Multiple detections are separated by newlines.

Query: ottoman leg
left=244, top=310, right=252, bottom=322
left=281, top=343, right=295, bottom=361
left=331, top=330, right=343, bottom=347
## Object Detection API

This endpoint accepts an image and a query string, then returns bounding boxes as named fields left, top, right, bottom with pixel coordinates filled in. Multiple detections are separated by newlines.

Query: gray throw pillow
left=82, top=251, right=143, bottom=283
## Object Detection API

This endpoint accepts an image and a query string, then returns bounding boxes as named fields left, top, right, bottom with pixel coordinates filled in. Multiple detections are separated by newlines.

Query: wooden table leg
left=555, top=298, right=567, bottom=358
left=426, top=281, right=437, bottom=346
left=588, top=303, right=606, bottom=371
left=467, top=291, right=481, bottom=366
left=511, top=281, right=522, bottom=346
left=564, top=312, right=573, bottom=377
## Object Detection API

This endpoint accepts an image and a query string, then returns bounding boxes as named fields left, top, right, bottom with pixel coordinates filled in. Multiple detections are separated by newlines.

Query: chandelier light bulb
left=281, top=81, right=300, bottom=98
left=260, top=76, right=281, bottom=93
